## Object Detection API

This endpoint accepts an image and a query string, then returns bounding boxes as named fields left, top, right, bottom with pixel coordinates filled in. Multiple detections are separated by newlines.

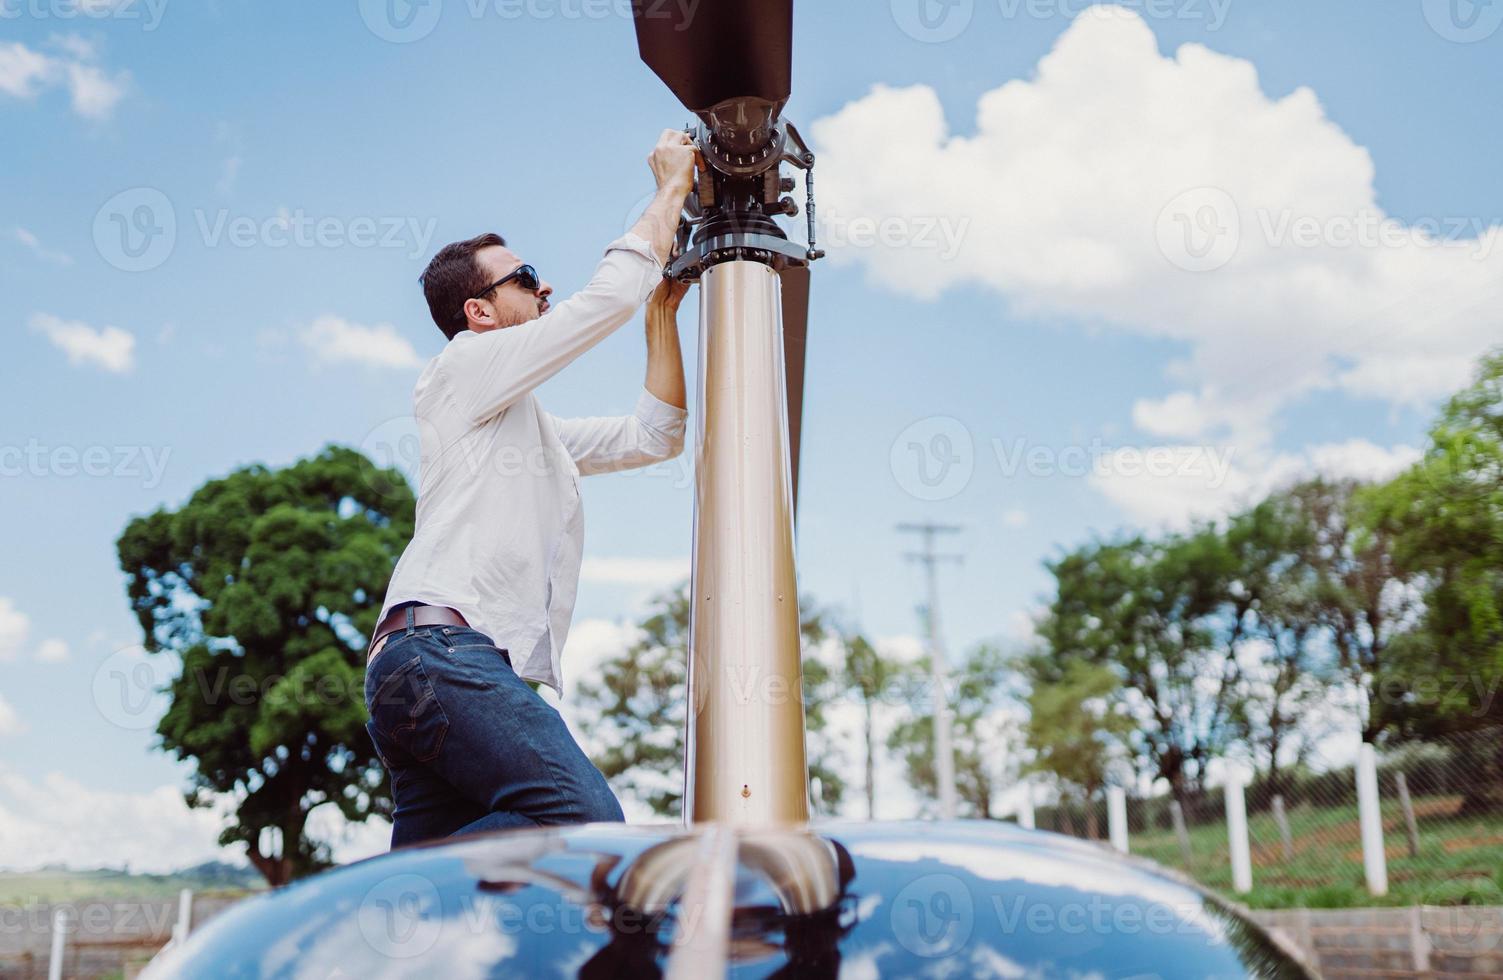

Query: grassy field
left=1129, top=794, right=1503, bottom=908
left=0, top=863, right=263, bottom=907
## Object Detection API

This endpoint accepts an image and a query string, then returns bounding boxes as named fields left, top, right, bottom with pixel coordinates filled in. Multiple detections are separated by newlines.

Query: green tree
left=1364, top=351, right=1503, bottom=807
left=888, top=644, right=1013, bottom=819
left=1223, top=492, right=1333, bottom=795
left=1039, top=534, right=1241, bottom=804
left=1023, top=659, right=1133, bottom=840
left=116, top=446, right=412, bottom=885
left=577, top=584, right=845, bottom=818
left=841, top=633, right=900, bottom=819
left=1284, top=478, right=1413, bottom=742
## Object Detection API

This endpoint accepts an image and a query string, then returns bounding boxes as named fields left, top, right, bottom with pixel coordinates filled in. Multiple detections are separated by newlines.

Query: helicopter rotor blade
left=780, top=263, right=810, bottom=514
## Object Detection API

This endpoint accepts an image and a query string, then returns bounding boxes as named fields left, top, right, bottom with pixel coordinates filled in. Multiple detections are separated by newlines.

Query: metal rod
left=685, top=260, right=809, bottom=826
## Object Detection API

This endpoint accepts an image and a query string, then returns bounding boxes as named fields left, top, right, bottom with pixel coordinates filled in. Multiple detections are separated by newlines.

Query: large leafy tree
left=1364, top=352, right=1503, bottom=807
left=1222, top=493, right=1333, bottom=795
left=1283, top=478, right=1414, bottom=742
left=116, top=446, right=412, bottom=885
left=1023, top=659, right=1133, bottom=840
left=578, top=584, right=845, bottom=818
left=1039, top=535, right=1241, bottom=804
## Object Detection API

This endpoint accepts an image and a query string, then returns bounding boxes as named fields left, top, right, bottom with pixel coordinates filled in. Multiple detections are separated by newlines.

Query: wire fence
left=1021, top=728, right=1503, bottom=910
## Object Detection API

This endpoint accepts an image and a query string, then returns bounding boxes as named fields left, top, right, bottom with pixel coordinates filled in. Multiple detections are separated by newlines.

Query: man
left=365, top=130, right=698, bottom=847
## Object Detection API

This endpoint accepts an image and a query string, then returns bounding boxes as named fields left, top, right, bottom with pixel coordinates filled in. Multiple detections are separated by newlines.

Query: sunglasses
left=473, top=264, right=541, bottom=300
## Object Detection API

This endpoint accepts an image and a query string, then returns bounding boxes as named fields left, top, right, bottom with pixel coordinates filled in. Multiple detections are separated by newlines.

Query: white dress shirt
left=378, top=232, right=687, bottom=695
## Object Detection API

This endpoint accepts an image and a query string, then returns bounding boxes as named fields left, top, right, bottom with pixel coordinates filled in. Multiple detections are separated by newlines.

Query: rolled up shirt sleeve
left=551, top=387, right=689, bottom=476
left=437, top=233, right=664, bottom=426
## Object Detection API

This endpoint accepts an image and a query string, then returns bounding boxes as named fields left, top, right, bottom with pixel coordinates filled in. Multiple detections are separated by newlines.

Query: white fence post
left=172, top=888, right=195, bottom=946
left=1356, top=741, right=1389, bottom=897
left=47, top=907, right=69, bottom=980
left=1108, top=786, right=1129, bottom=854
left=1017, top=783, right=1036, bottom=830
left=1225, top=776, right=1253, bottom=894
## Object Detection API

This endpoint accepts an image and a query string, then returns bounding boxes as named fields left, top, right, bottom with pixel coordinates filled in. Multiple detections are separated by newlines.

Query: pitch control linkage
left=666, top=119, right=826, bottom=283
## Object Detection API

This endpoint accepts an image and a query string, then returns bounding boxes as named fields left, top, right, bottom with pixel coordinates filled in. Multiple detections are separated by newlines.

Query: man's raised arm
left=439, top=131, right=698, bottom=426
left=552, top=279, right=689, bottom=476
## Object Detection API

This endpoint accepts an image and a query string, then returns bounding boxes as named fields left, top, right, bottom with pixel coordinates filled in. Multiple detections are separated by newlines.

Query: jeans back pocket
left=366, top=654, right=450, bottom=764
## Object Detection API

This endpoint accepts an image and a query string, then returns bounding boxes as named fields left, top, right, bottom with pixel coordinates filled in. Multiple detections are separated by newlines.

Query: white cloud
left=0, top=599, right=77, bottom=664
left=0, top=767, right=392, bottom=873
left=0, top=695, right=24, bottom=737
left=553, top=617, right=645, bottom=739
left=875, top=633, right=926, bottom=664
left=811, top=7, right=1503, bottom=450
left=217, top=155, right=243, bottom=196
left=48, top=33, right=98, bottom=61
left=304, top=803, right=391, bottom=866
left=0, top=599, right=27, bottom=662
left=302, top=315, right=422, bottom=370
left=1001, top=508, right=1029, bottom=529
left=12, top=226, right=74, bottom=265
left=215, top=121, right=244, bottom=196
left=579, top=556, right=690, bottom=588
left=63, top=59, right=126, bottom=119
left=35, top=638, right=70, bottom=664
left=30, top=312, right=137, bottom=373
left=0, top=769, right=228, bottom=873
left=1091, top=438, right=1421, bottom=528
left=0, top=42, right=53, bottom=98
left=0, top=38, right=128, bottom=120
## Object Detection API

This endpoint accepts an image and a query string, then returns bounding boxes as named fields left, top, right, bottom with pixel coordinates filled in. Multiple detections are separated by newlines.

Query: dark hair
left=421, top=233, right=507, bottom=341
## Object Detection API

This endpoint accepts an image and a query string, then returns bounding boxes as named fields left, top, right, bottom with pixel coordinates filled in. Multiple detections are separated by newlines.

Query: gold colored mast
left=685, top=260, right=809, bottom=825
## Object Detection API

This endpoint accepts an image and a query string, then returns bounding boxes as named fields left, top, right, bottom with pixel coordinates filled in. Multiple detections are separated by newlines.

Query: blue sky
left=2, top=0, right=1501, bottom=868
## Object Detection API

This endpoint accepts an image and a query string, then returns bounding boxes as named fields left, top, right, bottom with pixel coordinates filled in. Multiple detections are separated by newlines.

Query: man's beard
left=496, top=308, right=534, bottom=330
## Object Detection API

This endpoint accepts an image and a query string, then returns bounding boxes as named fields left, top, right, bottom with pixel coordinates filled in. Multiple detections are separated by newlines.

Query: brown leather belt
left=367, top=604, right=469, bottom=665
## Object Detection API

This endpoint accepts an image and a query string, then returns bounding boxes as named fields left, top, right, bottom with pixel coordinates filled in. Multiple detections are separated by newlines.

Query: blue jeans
left=364, top=608, right=624, bottom=848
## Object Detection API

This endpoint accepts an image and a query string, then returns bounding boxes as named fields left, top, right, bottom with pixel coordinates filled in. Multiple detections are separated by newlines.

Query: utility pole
left=898, top=522, right=963, bottom=820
